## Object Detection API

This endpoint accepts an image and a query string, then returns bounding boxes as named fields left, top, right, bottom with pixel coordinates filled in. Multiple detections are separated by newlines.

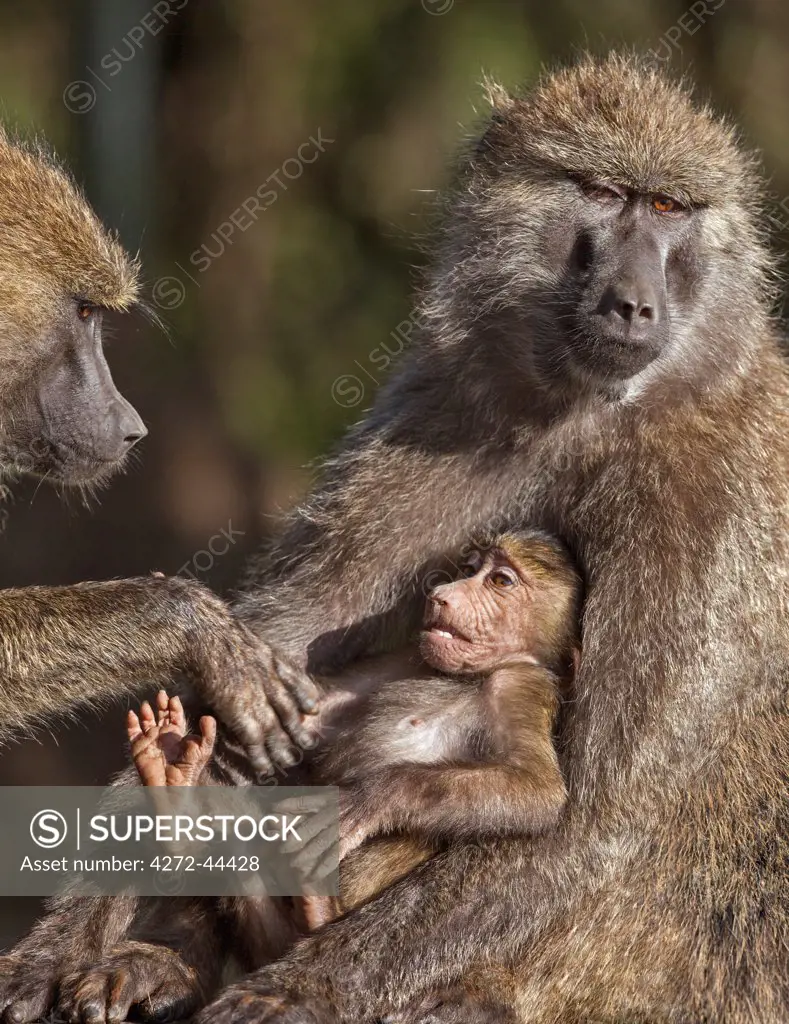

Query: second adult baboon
left=0, top=128, right=318, bottom=765
left=6, top=53, right=789, bottom=1024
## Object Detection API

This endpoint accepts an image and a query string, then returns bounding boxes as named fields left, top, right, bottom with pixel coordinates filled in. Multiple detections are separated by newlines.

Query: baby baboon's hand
left=128, top=690, right=216, bottom=786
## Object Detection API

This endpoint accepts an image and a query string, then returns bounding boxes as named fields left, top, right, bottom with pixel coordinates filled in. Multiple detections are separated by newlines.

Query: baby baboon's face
left=420, top=545, right=563, bottom=675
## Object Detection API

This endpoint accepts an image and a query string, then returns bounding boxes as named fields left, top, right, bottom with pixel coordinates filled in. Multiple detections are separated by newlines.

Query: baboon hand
left=58, top=941, right=203, bottom=1024
left=193, top=974, right=333, bottom=1024
left=387, top=990, right=516, bottom=1024
left=200, top=618, right=322, bottom=777
left=0, top=954, right=57, bottom=1023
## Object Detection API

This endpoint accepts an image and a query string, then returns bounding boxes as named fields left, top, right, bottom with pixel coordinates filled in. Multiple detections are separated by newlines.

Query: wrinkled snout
left=426, top=581, right=462, bottom=616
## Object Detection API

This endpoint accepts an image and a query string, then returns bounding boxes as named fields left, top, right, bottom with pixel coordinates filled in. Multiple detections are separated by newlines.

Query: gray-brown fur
left=5, top=52, right=789, bottom=1024
left=0, top=135, right=318, bottom=765
left=203, top=53, right=789, bottom=1023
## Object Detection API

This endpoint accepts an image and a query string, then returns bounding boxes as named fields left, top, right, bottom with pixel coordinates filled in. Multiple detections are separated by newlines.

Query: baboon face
left=420, top=537, right=579, bottom=675
left=560, top=179, right=698, bottom=381
left=0, top=299, right=146, bottom=485
left=444, top=57, right=771, bottom=396
left=0, top=131, right=141, bottom=485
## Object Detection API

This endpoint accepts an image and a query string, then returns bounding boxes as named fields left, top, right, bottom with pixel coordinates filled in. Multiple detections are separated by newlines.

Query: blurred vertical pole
left=71, top=0, right=159, bottom=255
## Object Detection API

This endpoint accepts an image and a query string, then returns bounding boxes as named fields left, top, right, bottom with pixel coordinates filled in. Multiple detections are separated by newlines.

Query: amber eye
left=458, top=563, right=477, bottom=579
left=489, top=569, right=517, bottom=588
left=77, top=301, right=96, bottom=321
left=652, top=195, right=682, bottom=214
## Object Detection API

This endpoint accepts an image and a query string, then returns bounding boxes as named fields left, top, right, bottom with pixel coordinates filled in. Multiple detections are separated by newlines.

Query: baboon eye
left=489, top=569, right=517, bottom=588
left=458, top=563, right=477, bottom=579
left=652, top=195, right=685, bottom=215
left=77, top=300, right=97, bottom=321
left=579, top=180, right=624, bottom=204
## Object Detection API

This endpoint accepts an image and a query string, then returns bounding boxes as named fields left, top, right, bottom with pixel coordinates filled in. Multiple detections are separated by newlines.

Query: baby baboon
left=0, top=129, right=317, bottom=765
left=312, top=528, right=579, bottom=910
left=125, top=530, right=578, bottom=978
left=8, top=53, right=789, bottom=1024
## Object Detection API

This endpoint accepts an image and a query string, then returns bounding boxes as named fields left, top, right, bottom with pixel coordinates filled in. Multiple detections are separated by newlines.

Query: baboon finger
left=264, top=678, right=319, bottom=750
left=138, top=985, right=202, bottom=1023
left=282, top=804, right=337, bottom=853
left=169, top=695, right=186, bottom=733
left=62, top=970, right=124, bottom=1024
left=127, top=709, right=143, bottom=744
left=240, top=695, right=300, bottom=771
left=263, top=723, right=301, bottom=772
left=156, top=691, right=171, bottom=729
left=231, top=727, right=273, bottom=776
left=307, top=838, right=343, bottom=883
left=140, top=701, right=155, bottom=731
left=276, top=794, right=330, bottom=815
left=104, top=969, right=139, bottom=1023
left=3, top=985, right=55, bottom=1024
left=273, top=656, right=321, bottom=714
left=199, top=715, right=217, bottom=752
left=291, top=825, right=339, bottom=878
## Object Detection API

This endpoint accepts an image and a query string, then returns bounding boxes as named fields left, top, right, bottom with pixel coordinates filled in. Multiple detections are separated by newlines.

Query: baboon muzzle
left=594, top=234, right=667, bottom=348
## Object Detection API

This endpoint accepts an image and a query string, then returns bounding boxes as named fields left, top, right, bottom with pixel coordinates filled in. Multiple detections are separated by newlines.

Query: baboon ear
left=480, top=73, right=514, bottom=112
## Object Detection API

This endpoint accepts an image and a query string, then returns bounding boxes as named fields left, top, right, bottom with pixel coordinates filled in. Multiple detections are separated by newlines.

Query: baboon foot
left=58, top=941, right=203, bottom=1024
left=0, top=954, right=58, bottom=1023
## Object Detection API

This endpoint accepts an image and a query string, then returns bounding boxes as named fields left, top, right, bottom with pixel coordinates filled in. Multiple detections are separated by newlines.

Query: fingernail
left=302, top=697, right=317, bottom=712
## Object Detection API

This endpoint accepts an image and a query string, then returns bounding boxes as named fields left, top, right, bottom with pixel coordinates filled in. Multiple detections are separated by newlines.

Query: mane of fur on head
left=0, top=129, right=139, bottom=335
left=411, top=52, right=779, bottom=409
left=475, top=53, right=763, bottom=209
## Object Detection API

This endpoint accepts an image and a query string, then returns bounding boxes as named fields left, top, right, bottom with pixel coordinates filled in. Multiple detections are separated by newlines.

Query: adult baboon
left=0, top=130, right=317, bottom=759
left=6, top=53, right=789, bottom=1024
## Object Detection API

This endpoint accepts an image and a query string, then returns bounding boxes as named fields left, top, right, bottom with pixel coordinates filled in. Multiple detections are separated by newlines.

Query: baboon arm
left=0, top=577, right=319, bottom=772
left=198, top=825, right=599, bottom=1022
left=0, top=577, right=213, bottom=736
left=355, top=762, right=566, bottom=846
left=0, top=763, right=225, bottom=1023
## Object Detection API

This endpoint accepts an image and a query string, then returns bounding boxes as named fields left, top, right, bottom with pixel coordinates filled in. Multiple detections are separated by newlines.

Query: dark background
left=1, top=0, right=788, bottom=943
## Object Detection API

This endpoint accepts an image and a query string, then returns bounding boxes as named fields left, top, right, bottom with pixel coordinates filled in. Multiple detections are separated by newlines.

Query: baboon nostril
left=116, top=406, right=148, bottom=450
left=123, top=428, right=147, bottom=447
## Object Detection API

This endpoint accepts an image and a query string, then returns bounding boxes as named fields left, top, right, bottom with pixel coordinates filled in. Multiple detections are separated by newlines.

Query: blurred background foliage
left=1, top=0, right=789, bottom=940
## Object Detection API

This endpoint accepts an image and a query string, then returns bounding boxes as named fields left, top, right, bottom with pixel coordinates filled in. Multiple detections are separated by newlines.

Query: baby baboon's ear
left=480, top=73, right=515, bottom=112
